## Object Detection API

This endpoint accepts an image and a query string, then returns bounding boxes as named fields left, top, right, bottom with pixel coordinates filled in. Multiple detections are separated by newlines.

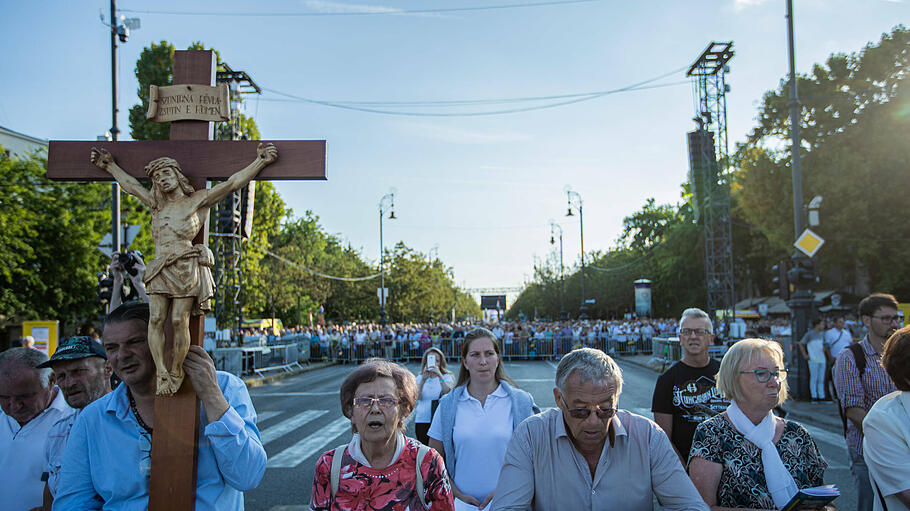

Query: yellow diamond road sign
left=795, top=229, right=825, bottom=257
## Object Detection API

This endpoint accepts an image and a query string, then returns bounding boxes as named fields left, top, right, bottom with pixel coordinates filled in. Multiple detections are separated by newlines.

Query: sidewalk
left=617, top=354, right=842, bottom=430
left=243, top=360, right=338, bottom=389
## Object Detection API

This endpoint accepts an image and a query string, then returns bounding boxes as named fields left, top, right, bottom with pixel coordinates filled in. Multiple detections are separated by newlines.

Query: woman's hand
left=478, top=491, right=495, bottom=510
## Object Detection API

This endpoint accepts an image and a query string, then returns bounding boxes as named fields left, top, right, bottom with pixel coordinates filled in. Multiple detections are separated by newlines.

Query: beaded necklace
left=127, top=387, right=153, bottom=435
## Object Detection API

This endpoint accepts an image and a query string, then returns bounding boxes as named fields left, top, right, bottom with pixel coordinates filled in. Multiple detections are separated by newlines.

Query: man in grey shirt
left=490, top=348, right=707, bottom=510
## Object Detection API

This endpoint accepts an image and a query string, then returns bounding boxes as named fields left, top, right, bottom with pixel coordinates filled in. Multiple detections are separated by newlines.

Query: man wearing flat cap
left=37, top=336, right=112, bottom=510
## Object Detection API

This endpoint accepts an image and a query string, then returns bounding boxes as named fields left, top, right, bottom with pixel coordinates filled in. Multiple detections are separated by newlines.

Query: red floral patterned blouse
left=310, top=437, right=454, bottom=510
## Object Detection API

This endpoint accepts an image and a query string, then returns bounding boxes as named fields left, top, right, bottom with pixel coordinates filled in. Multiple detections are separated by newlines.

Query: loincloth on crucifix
left=144, top=244, right=215, bottom=315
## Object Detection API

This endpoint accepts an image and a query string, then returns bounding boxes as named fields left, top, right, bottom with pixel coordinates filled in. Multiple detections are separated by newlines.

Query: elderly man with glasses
left=651, top=308, right=728, bottom=464
left=489, top=348, right=707, bottom=510
left=834, top=293, right=903, bottom=511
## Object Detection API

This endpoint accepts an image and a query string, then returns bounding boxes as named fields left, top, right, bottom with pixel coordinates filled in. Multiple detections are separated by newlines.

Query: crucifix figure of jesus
left=89, top=143, right=278, bottom=395
left=48, top=49, right=325, bottom=509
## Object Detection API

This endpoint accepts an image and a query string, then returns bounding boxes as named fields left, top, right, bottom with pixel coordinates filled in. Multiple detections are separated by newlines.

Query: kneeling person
left=490, top=348, right=707, bottom=510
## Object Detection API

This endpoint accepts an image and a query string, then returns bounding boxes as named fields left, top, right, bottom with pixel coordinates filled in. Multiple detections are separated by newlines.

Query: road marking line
left=260, top=410, right=329, bottom=445
left=799, top=422, right=850, bottom=450
left=267, top=417, right=352, bottom=468
left=546, top=361, right=558, bottom=371
left=256, top=411, right=281, bottom=423
left=514, top=378, right=554, bottom=383
left=250, top=391, right=338, bottom=397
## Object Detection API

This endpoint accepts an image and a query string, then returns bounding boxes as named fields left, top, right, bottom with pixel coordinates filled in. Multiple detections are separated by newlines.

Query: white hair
left=679, top=308, right=713, bottom=334
left=555, top=348, right=623, bottom=396
left=0, top=348, right=52, bottom=387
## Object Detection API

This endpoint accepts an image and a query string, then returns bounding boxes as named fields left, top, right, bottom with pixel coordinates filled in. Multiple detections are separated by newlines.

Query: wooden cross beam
left=46, top=50, right=325, bottom=510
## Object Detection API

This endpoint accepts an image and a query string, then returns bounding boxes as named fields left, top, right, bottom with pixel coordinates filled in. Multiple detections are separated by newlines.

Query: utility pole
left=110, top=0, right=121, bottom=256
left=106, top=2, right=139, bottom=256
left=566, top=188, right=587, bottom=319
left=786, top=0, right=812, bottom=400
left=378, top=190, right=396, bottom=325
left=550, top=221, right=566, bottom=320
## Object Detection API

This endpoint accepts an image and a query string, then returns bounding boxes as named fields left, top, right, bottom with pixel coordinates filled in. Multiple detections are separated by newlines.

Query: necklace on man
left=128, top=387, right=153, bottom=435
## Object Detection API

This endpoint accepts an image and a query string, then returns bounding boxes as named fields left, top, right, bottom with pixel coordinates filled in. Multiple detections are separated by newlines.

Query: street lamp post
left=378, top=191, right=396, bottom=325
left=550, top=221, right=567, bottom=320
left=566, top=188, right=587, bottom=319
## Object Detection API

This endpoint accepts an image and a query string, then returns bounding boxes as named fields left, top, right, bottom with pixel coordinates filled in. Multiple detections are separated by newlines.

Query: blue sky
left=1, top=0, right=906, bottom=301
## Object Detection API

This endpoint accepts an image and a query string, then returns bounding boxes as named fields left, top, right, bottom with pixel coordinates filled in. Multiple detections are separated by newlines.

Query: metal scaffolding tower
left=687, top=42, right=735, bottom=331
left=212, top=63, right=261, bottom=342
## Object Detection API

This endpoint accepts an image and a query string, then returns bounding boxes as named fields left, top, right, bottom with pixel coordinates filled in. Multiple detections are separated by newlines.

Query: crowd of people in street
left=2, top=292, right=908, bottom=510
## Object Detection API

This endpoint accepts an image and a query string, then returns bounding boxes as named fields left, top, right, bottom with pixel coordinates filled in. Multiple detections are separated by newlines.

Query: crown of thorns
left=144, top=157, right=181, bottom=177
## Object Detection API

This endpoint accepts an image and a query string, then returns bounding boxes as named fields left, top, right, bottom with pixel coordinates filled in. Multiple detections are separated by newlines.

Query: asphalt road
left=245, top=359, right=855, bottom=510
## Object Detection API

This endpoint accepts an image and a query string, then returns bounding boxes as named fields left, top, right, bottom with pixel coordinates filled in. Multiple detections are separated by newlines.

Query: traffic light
left=771, top=260, right=789, bottom=301
left=787, top=257, right=818, bottom=287
left=97, top=272, right=114, bottom=305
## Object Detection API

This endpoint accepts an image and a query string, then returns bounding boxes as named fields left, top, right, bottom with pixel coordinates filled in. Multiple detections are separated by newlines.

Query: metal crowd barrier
left=213, top=334, right=311, bottom=376
left=301, top=333, right=658, bottom=365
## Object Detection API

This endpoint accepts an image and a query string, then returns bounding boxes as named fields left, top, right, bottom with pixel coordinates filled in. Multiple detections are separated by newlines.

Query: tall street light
left=378, top=190, right=396, bottom=325
left=565, top=187, right=588, bottom=319
left=550, top=220, right=567, bottom=320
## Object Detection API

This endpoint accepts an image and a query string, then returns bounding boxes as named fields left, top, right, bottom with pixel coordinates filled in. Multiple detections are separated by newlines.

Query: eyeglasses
left=565, top=406, right=617, bottom=420
left=873, top=315, right=902, bottom=324
left=558, top=392, right=616, bottom=419
left=678, top=328, right=711, bottom=337
left=352, top=396, right=398, bottom=409
left=739, top=368, right=787, bottom=383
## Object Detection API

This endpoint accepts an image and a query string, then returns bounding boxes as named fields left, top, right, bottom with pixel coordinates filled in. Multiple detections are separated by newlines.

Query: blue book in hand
left=780, top=485, right=840, bottom=511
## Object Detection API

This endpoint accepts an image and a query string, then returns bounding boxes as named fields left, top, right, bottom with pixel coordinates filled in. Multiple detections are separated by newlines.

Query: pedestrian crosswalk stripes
left=256, top=411, right=281, bottom=423
left=260, top=410, right=329, bottom=446
left=266, top=416, right=352, bottom=469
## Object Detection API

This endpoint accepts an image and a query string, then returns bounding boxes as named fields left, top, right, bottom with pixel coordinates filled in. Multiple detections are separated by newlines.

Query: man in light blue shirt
left=54, top=302, right=266, bottom=510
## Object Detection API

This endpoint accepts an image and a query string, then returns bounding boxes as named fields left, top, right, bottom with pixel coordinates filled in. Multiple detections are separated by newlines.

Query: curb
left=243, top=361, right=339, bottom=388
left=616, top=355, right=665, bottom=373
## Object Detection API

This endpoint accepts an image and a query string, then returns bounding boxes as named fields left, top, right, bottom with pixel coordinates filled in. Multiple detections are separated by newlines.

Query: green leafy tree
left=0, top=150, right=110, bottom=328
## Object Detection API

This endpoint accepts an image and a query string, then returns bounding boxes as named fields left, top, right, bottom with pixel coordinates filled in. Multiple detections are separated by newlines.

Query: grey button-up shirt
left=489, top=408, right=708, bottom=511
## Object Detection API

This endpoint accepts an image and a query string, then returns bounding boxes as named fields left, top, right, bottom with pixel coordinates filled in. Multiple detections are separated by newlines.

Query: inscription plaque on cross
left=47, top=50, right=326, bottom=510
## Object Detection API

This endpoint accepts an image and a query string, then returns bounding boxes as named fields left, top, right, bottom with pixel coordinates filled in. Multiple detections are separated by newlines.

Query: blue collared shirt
left=53, top=372, right=266, bottom=510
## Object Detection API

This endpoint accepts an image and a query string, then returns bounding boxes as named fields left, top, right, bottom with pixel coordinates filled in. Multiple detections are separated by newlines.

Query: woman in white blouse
left=428, top=328, right=538, bottom=511
left=414, top=347, right=455, bottom=445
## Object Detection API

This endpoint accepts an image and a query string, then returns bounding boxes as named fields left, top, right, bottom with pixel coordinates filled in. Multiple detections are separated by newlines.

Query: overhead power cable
left=259, top=68, right=689, bottom=117
left=587, top=243, right=661, bottom=273
left=246, top=240, right=381, bottom=281
left=120, top=0, right=602, bottom=17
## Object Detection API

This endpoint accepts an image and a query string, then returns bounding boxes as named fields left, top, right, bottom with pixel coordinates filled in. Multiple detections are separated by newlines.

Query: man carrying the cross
left=54, top=301, right=267, bottom=510
left=89, top=143, right=278, bottom=395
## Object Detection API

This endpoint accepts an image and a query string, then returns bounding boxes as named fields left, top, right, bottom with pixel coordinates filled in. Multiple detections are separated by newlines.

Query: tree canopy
left=509, top=25, right=910, bottom=319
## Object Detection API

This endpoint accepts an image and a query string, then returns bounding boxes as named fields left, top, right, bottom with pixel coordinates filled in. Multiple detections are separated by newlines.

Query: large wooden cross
left=47, top=50, right=325, bottom=510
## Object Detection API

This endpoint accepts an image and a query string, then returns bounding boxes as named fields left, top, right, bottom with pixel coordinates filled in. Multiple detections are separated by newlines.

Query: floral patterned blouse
left=310, top=437, right=454, bottom=510
left=690, top=414, right=828, bottom=509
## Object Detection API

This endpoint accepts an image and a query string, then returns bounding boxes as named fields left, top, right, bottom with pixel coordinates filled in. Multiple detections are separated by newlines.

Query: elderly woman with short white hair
left=688, top=338, right=834, bottom=510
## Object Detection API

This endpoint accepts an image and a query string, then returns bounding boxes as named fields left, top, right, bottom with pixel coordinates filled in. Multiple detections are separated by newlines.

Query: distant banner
left=481, top=295, right=507, bottom=311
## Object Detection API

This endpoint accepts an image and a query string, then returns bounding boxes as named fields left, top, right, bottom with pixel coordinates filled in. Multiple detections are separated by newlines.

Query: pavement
left=242, top=360, right=338, bottom=388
